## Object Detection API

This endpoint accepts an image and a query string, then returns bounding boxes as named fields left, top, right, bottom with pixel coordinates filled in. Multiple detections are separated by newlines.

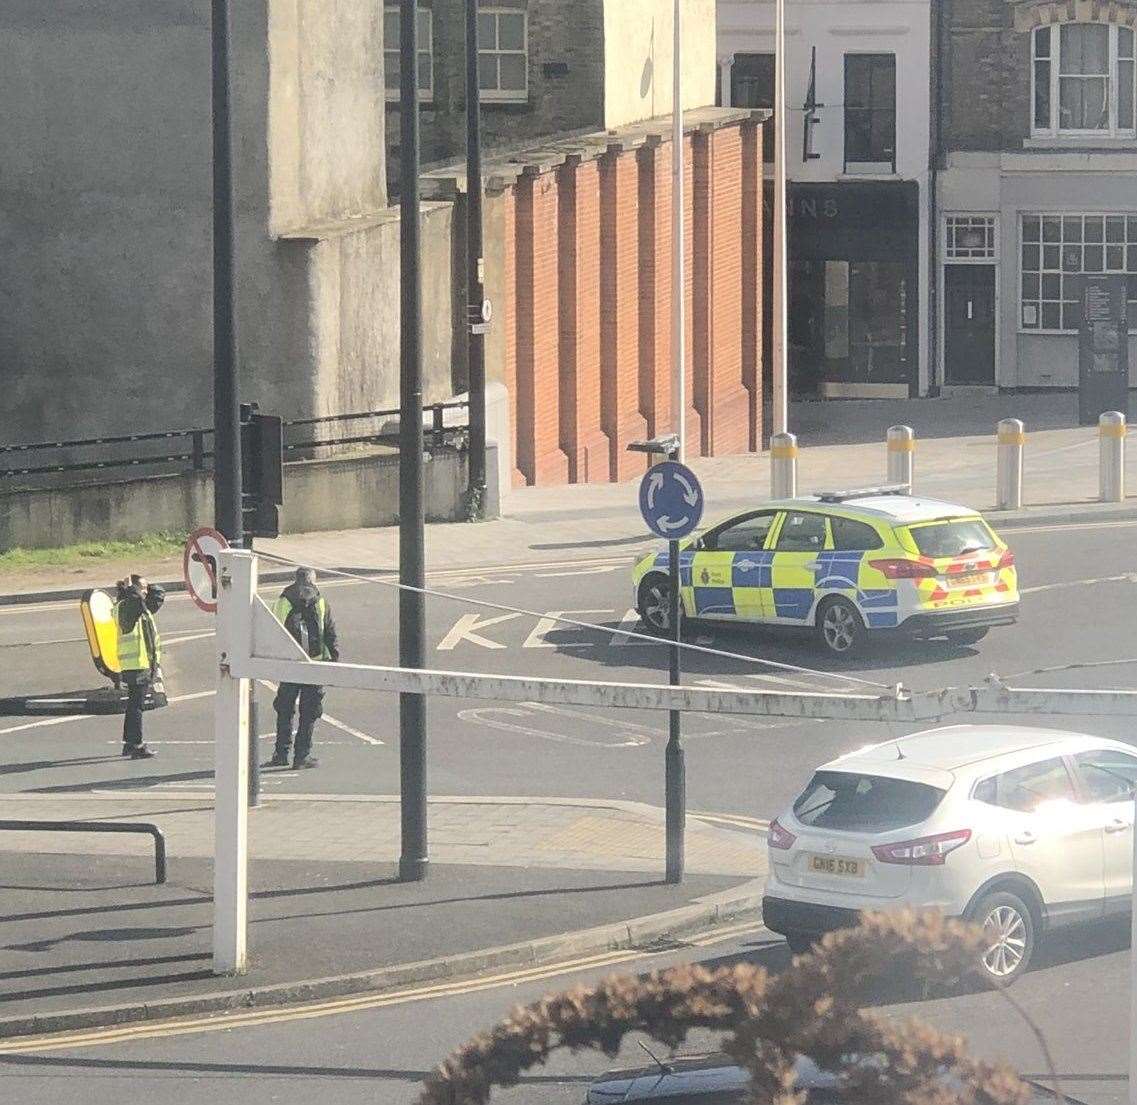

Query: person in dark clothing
left=114, top=574, right=165, bottom=760
left=268, top=568, right=340, bottom=769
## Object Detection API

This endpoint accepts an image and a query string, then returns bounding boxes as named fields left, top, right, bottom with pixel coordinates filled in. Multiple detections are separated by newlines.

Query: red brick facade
left=507, top=118, right=763, bottom=486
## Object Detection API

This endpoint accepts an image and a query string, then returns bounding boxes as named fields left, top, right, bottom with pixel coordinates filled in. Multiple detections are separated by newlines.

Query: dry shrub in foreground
left=420, top=910, right=1031, bottom=1105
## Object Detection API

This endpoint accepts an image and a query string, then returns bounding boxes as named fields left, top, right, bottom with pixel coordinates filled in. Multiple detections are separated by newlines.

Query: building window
left=731, top=53, right=774, bottom=162
left=1020, top=213, right=1137, bottom=331
left=384, top=5, right=433, bottom=103
left=946, top=216, right=997, bottom=260
left=1032, top=23, right=1135, bottom=136
left=478, top=7, right=528, bottom=102
left=844, top=54, right=896, bottom=171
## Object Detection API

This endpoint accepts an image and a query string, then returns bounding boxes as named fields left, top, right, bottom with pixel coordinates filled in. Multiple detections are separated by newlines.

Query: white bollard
left=995, top=418, right=1025, bottom=510
left=1099, top=411, right=1126, bottom=503
left=770, top=432, right=798, bottom=498
left=886, top=425, right=915, bottom=490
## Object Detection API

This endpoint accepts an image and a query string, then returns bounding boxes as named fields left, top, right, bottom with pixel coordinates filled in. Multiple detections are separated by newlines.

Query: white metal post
left=213, top=548, right=253, bottom=975
left=887, top=425, right=915, bottom=490
left=995, top=418, right=1024, bottom=510
left=672, top=0, right=686, bottom=462
left=771, top=0, right=789, bottom=437
left=770, top=432, right=798, bottom=498
left=1099, top=410, right=1126, bottom=503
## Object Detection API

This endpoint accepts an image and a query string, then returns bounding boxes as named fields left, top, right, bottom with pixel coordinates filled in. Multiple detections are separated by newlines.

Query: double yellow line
left=0, top=922, right=765, bottom=1054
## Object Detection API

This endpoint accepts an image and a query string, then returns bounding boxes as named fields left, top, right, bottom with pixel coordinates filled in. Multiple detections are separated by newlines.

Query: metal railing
left=0, top=401, right=470, bottom=484
left=0, top=819, right=167, bottom=884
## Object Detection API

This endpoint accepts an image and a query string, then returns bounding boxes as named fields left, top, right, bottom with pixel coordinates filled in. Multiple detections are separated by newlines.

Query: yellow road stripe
left=0, top=948, right=642, bottom=1053
left=0, top=917, right=773, bottom=1053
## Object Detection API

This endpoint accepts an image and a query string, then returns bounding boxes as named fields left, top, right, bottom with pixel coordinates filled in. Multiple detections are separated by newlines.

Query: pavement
left=3, top=392, right=1136, bottom=603
left=0, top=793, right=763, bottom=1034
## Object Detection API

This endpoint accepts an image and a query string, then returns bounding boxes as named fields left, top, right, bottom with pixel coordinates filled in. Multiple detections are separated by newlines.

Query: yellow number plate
left=808, top=854, right=865, bottom=878
left=945, top=571, right=993, bottom=590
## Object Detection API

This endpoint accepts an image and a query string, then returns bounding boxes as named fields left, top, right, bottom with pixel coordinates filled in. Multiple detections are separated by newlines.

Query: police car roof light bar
left=815, top=484, right=910, bottom=504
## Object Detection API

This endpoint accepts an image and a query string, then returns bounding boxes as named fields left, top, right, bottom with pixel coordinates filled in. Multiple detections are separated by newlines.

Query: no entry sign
left=183, top=527, right=229, bottom=613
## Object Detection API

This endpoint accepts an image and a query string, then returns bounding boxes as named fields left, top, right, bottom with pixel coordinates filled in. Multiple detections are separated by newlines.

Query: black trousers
left=274, top=683, right=325, bottom=762
left=122, top=669, right=149, bottom=748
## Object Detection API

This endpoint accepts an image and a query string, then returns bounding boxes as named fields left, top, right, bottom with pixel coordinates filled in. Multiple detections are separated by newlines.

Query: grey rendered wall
left=0, top=443, right=499, bottom=550
left=0, top=1, right=455, bottom=450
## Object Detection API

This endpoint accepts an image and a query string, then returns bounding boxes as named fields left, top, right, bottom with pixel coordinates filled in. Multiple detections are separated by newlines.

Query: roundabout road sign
left=638, top=461, right=704, bottom=540
left=183, top=527, right=230, bottom=613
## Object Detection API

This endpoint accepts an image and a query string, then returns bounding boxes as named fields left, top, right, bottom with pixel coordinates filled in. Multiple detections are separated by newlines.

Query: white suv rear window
left=793, top=771, right=946, bottom=832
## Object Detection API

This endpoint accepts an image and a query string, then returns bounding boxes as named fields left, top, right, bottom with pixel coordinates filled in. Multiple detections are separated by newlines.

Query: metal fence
left=0, top=401, right=470, bottom=486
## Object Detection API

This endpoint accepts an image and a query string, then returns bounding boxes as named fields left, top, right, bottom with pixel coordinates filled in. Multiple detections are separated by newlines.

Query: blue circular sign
left=638, top=461, right=705, bottom=540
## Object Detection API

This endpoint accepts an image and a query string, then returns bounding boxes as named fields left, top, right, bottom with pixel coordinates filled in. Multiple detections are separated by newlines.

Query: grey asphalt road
left=1, top=517, right=1134, bottom=1104
left=0, top=919, right=1125, bottom=1105
left=1, top=517, right=1136, bottom=818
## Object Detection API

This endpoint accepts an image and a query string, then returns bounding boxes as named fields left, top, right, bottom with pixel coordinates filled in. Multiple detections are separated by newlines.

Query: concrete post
left=996, top=419, right=1025, bottom=511
left=886, top=425, right=915, bottom=490
left=771, top=432, right=798, bottom=498
left=213, top=548, right=253, bottom=975
left=1099, top=411, right=1126, bottom=503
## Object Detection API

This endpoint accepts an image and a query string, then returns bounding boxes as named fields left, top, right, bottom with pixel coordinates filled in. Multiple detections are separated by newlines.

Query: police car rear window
left=906, top=519, right=996, bottom=558
left=793, top=771, right=945, bottom=832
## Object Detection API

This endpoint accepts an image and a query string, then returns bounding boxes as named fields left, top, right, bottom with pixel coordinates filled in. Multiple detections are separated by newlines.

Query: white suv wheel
left=974, top=891, right=1035, bottom=984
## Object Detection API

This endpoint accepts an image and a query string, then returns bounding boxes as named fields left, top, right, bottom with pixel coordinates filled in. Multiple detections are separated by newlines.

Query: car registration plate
left=808, top=854, right=865, bottom=878
left=945, top=571, right=992, bottom=590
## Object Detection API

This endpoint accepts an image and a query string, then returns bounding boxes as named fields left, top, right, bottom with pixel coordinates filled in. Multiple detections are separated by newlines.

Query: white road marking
left=436, top=611, right=522, bottom=649
left=457, top=703, right=651, bottom=748
left=254, top=680, right=385, bottom=746
left=0, top=687, right=216, bottom=736
left=610, top=608, right=648, bottom=646
left=1021, top=572, right=1137, bottom=595
left=522, top=609, right=611, bottom=649
left=534, top=564, right=622, bottom=578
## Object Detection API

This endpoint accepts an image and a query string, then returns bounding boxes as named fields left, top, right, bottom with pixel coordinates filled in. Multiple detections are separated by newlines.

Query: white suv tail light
left=871, top=828, right=972, bottom=866
left=767, top=818, right=797, bottom=850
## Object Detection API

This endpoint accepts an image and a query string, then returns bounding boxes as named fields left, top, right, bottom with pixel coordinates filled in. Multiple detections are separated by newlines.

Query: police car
left=631, top=487, right=1019, bottom=655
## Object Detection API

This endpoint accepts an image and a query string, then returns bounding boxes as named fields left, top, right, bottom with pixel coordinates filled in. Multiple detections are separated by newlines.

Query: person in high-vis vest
left=268, top=567, right=340, bottom=769
left=114, top=574, right=165, bottom=760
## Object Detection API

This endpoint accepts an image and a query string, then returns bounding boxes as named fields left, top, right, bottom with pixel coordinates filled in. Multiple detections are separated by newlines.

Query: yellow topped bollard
left=995, top=418, right=1025, bottom=510
left=886, top=425, right=915, bottom=491
left=1099, top=411, right=1126, bottom=503
left=770, top=432, right=798, bottom=498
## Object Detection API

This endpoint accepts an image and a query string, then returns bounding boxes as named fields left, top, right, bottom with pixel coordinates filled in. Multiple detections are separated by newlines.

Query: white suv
left=762, top=725, right=1137, bottom=984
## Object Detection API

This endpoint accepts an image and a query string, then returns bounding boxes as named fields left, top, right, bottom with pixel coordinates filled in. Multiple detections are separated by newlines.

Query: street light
left=772, top=0, right=789, bottom=437
left=672, top=0, right=686, bottom=464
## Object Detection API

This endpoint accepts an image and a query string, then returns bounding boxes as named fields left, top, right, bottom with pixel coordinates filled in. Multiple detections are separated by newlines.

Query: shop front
left=768, top=180, right=920, bottom=398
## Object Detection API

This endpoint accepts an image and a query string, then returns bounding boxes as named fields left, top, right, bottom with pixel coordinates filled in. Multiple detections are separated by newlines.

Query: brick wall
left=507, top=117, right=763, bottom=486
left=386, top=0, right=606, bottom=189
left=941, top=0, right=1032, bottom=152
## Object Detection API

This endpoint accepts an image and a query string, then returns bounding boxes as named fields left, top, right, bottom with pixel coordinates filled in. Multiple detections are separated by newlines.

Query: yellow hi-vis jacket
left=272, top=595, right=333, bottom=660
left=114, top=603, right=161, bottom=672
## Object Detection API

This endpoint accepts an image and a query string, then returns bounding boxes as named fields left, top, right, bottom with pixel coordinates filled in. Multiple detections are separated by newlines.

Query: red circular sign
left=183, top=527, right=229, bottom=613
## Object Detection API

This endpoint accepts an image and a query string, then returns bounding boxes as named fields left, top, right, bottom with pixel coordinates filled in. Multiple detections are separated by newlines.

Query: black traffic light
left=240, top=403, right=283, bottom=539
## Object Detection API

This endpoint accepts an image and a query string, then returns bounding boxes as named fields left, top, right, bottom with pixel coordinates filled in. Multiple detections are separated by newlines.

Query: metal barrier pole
left=996, top=418, right=1025, bottom=510
left=1099, top=411, right=1126, bottom=503
left=770, top=432, right=797, bottom=498
left=886, top=425, right=915, bottom=490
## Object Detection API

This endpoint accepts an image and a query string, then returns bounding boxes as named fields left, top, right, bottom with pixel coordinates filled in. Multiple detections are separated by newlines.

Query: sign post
left=1077, top=274, right=1129, bottom=426
left=638, top=457, right=704, bottom=883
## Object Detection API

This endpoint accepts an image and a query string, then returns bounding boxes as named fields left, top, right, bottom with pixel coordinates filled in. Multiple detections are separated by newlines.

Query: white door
left=1073, top=748, right=1137, bottom=915
left=979, top=756, right=1105, bottom=924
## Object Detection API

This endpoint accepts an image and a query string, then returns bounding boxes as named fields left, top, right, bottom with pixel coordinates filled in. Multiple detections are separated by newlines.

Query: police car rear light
left=996, top=549, right=1015, bottom=568
left=868, top=558, right=936, bottom=580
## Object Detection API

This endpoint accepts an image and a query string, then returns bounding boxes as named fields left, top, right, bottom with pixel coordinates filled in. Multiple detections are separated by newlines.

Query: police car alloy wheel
left=637, top=574, right=673, bottom=634
left=816, top=596, right=863, bottom=654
